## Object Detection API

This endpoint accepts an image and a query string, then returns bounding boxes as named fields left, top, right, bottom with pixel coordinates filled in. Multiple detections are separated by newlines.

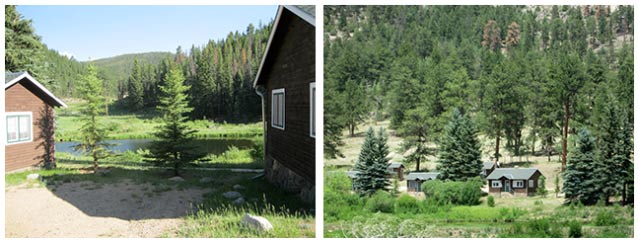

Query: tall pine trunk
left=561, top=103, right=570, bottom=172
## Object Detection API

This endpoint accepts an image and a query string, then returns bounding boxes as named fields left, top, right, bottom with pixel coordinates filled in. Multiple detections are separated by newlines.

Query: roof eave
left=5, top=72, right=68, bottom=108
left=253, top=6, right=285, bottom=88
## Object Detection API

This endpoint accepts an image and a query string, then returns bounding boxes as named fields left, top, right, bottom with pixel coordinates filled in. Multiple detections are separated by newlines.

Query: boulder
left=26, top=174, right=40, bottom=180
left=232, top=184, right=246, bottom=190
left=168, top=176, right=185, bottom=182
left=232, top=197, right=246, bottom=205
left=241, top=213, right=273, bottom=231
left=222, top=191, right=242, bottom=199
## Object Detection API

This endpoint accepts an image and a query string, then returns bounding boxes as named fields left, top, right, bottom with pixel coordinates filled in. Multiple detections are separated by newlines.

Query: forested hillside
left=324, top=5, right=634, bottom=167
left=6, top=5, right=272, bottom=123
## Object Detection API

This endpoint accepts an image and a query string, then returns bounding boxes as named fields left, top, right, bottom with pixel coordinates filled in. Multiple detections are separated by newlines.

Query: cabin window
left=529, top=180, right=534, bottom=188
left=491, top=180, right=502, bottom=188
left=7, top=112, right=32, bottom=144
left=310, top=82, right=316, bottom=138
left=271, top=88, right=285, bottom=130
left=514, top=180, right=525, bottom=188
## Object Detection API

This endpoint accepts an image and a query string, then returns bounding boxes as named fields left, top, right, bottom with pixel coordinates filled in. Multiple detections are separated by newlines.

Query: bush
left=487, top=195, right=495, bottom=207
left=395, top=194, right=420, bottom=214
left=249, top=138, right=264, bottom=162
left=594, top=209, right=618, bottom=226
left=422, top=177, right=483, bottom=205
left=366, top=190, right=394, bottom=213
left=568, top=220, right=582, bottom=238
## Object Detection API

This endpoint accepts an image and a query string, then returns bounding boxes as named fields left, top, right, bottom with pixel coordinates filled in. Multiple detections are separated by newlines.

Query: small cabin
left=387, top=162, right=405, bottom=180
left=481, top=161, right=499, bottom=177
left=487, top=168, right=543, bottom=197
left=406, top=172, right=440, bottom=192
left=345, top=170, right=359, bottom=190
left=253, top=5, right=315, bottom=203
left=5, top=72, right=67, bottom=171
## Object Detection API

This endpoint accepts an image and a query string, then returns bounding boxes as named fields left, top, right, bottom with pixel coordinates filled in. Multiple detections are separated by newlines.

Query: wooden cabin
left=487, top=168, right=543, bottom=197
left=5, top=72, right=67, bottom=171
left=253, top=5, right=315, bottom=203
left=406, top=172, right=440, bottom=192
left=387, top=162, right=405, bottom=180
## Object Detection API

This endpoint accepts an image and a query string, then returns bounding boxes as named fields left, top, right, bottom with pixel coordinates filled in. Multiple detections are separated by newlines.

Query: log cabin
left=253, top=5, right=315, bottom=203
left=5, top=71, right=67, bottom=171
left=481, top=161, right=499, bottom=177
left=487, top=168, right=543, bottom=197
left=406, top=172, right=440, bottom=192
left=388, top=162, right=405, bottom=180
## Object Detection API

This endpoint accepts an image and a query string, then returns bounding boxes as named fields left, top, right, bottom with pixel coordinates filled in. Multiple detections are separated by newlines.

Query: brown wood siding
left=488, top=171, right=542, bottom=196
left=5, top=82, right=52, bottom=171
left=407, top=180, right=422, bottom=192
left=263, top=10, right=315, bottom=181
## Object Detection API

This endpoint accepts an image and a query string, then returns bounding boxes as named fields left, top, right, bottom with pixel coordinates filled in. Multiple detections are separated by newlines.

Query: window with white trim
left=271, top=88, right=285, bottom=130
left=514, top=180, right=525, bottom=188
left=7, top=112, right=32, bottom=144
left=310, top=82, right=316, bottom=137
left=491, top=180, right=502, bottom=188
left=529, top=180, right=534, bottom=188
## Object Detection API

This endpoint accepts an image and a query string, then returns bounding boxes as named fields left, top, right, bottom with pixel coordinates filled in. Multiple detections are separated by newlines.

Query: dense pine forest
left=325, top=5, right=633, bottom=165
left=6, top=5, right=271, bottom=123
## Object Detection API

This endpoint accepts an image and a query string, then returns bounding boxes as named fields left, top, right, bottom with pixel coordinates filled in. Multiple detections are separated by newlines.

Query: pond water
left=56, top=139, right=254, bottom=156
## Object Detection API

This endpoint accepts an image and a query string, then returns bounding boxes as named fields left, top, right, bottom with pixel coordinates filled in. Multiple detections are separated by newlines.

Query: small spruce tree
left=353, top=127, right=390, bottom=196
left=75, top=65, right=112, bottom=172
left=537, top=175, right=548, bottom=197
left=144, top=66, right=204, bottom=176
left=563, top=128, right=598, bottom=205
left=437, top=108, right=482, bottom=181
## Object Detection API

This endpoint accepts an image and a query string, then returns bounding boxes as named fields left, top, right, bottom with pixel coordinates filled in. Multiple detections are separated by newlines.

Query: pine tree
left=538, top=175, right=548, bottom=197
left=75, top=65, right=111, bottom=172
left=5, top=5, right=44, bottom=74
left=398, top=105, right=433, bottom=172
left=343, top=79, right=368, bottom=136
left=145, top=66, right=204, bottom=176
left=353, top=127, right=390, bottom=196
left=563, top=128, right=598, bottom=205
left=437, top=108, right=482, bottom=181
left=127, top=59, right=145, bottom=110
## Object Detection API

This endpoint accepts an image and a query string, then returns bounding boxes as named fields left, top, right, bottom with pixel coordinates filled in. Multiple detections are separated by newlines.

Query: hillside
left=87, top=52, right=174, bottom=83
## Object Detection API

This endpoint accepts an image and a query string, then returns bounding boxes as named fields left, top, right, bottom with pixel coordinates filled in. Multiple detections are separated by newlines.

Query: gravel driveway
left=5, top=180, right=210, bottom=238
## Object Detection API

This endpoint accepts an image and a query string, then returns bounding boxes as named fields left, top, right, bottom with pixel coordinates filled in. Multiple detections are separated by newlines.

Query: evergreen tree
left=563, top=128, right=598, bottom=205
left=538, top=175, right=548, bottom=197
left=437, top=108, right=482, bottom=181
left=353, top=127, right=390, bottom=196
left=144, top=66, right=204, bottom=176
left=343, top=79, right=368, bottom=136
left=75, top=65, right=111, bottom=172
left=398, top=105, right=433, bottom=172
left=5, top=5, right=44, bottom=75
left=127, top=59, right=145, bottom=110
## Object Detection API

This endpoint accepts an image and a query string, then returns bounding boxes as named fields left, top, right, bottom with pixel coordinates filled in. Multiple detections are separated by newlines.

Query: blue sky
left=17, top=5, right=278, bottom=61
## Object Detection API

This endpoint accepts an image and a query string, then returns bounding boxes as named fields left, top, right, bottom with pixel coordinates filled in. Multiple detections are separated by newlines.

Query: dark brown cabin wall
left=5, top=82, right=49, bottom=171
left=264, top=11, right=315, bottom=180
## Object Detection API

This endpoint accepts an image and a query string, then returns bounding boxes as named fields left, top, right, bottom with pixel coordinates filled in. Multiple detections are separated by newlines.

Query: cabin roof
left=483, top=161, right=496, bottom=170
left=5, top=71, right=67, bottom=108
left=406, top=172, right=440, bottom=181
left=253, top=5, right=315, bottom=87
left=486, top=168, right=541, bottom=180
left=388, top=162, right=405, bottom=169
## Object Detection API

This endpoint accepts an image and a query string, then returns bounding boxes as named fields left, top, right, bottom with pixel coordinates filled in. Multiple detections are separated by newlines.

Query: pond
left=56, top=139, right=254, bottom=156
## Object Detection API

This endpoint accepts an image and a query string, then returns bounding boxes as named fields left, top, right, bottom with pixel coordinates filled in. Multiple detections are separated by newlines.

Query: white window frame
left=6, top=112, right=33, bottom=145
left=529, top=180, right=535, bottom=188
left=309, top=82, right=316, bottom=138
left=491, top=180, right=502, bottom=188
left=271, top=88, right=285, bottom=130
left=513, top=180, right=525, bottom=188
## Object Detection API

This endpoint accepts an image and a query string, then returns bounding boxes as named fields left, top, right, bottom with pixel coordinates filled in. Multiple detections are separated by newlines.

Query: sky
left=17, top=5, right=278, bottom=61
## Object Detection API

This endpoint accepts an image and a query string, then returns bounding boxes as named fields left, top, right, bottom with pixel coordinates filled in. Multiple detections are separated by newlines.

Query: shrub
left=249, top=138, right=264, bottom=162
left=487, top=195, right=495, bottom=207
left=395, top=194, right=420, bottom=214
left=422, top=177, right=482, bottom=205
left=366, top=190, right=394, bottom=213
left=568, top=220, right=582, bottom=238
left=594, top=210, right=618, bottom=226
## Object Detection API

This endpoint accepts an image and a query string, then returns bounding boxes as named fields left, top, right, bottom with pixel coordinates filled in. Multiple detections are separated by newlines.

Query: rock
left=222, top=191, right=242, bottom=199
left=95, top=169, right=111, bottom=175
left=232, top=184, right=246, bottom=190
left=26, top=174, right=40, bottom=180
left=241, top=213, right=273, bottom=231
left=232, top=197, right=246, bottom=205
left=168, top=176, right=184, bottom=182
left=200, top=177, right=214, bottom=183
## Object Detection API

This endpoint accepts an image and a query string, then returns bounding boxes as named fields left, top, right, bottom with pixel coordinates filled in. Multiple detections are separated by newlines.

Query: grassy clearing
left=324, top=171, right=633, bottom=238
left=56, top=100, right=262, bottom=141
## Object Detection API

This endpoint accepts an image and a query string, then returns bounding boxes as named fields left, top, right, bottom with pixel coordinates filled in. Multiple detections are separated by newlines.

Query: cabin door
left=504, top=180, right=511, bottom=192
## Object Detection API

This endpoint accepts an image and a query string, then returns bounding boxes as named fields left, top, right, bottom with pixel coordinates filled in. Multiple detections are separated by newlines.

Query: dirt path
left=5, top=181, right=211, bottom=238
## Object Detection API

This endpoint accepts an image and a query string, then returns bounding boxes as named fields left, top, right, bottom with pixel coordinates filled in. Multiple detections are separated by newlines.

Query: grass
left=56, top=100, right=262, bottom=141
